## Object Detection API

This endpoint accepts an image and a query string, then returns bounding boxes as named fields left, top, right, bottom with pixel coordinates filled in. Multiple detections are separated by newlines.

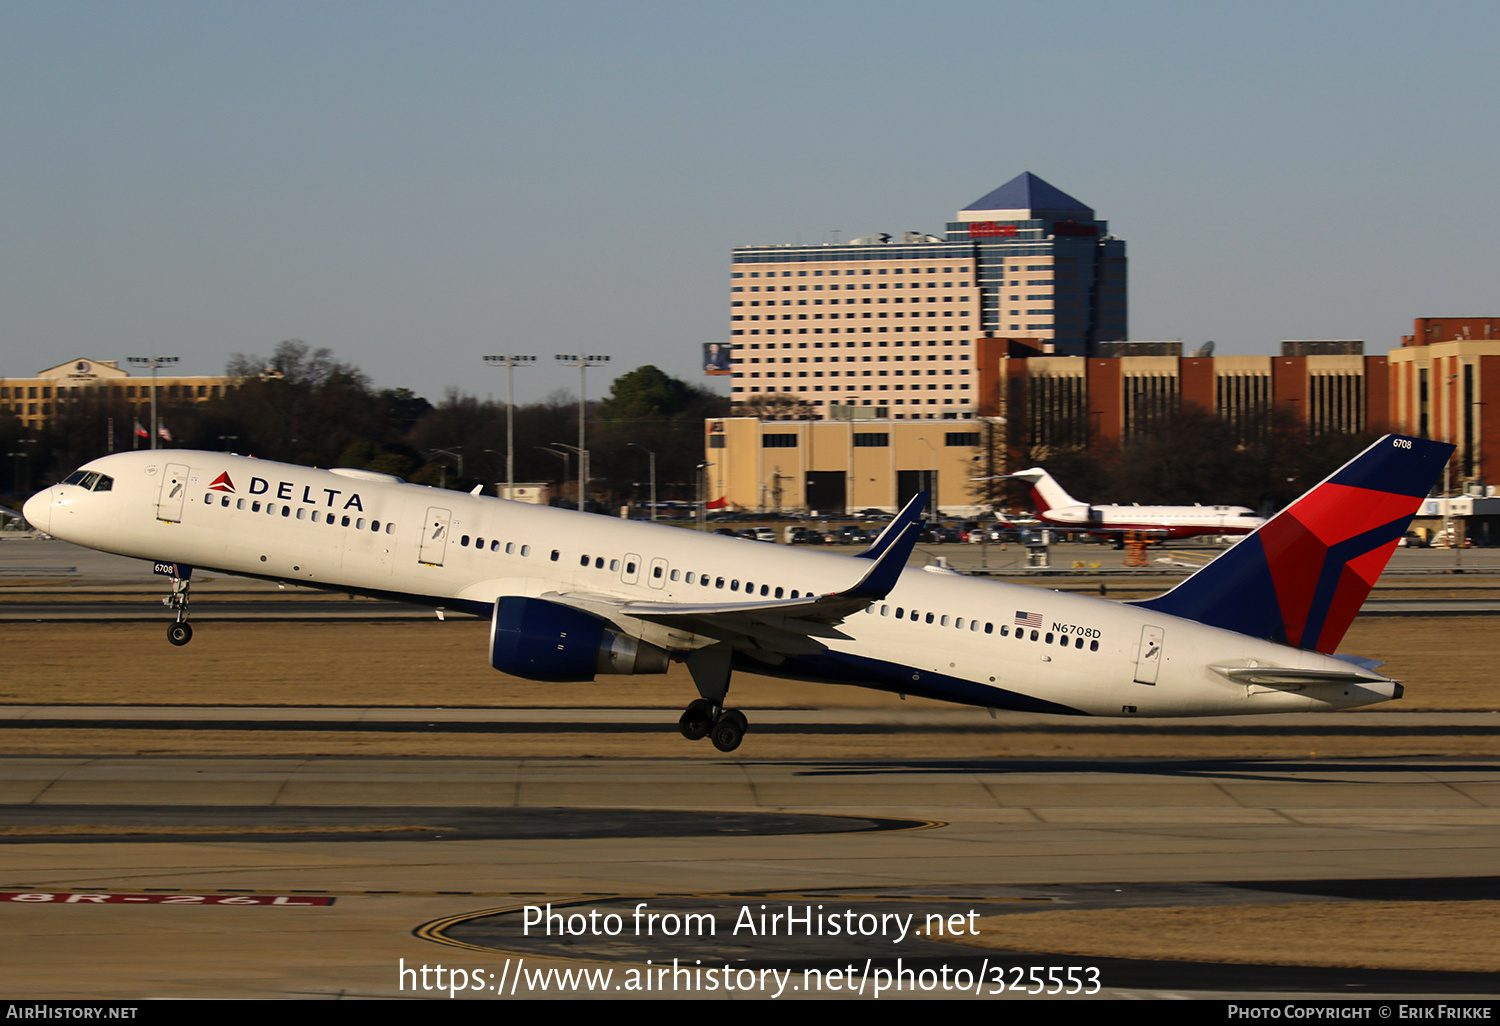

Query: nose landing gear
left=157, top=564, right=194, bottom=646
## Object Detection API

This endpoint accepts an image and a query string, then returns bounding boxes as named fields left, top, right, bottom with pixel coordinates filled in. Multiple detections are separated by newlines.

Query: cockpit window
left=63, top=471, right=113, bottom=492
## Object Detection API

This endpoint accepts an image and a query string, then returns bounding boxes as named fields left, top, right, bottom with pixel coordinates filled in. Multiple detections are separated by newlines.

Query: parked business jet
left=24, top=435, right=1450, bottom=751
left=1008, top=466, right=1266, bottom=540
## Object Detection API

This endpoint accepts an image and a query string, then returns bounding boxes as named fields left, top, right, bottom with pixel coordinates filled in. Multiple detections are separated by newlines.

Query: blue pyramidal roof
left=962, top=172, right=1092, bottom=216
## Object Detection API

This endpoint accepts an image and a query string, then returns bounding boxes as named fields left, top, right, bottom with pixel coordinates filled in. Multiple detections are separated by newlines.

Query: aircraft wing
left=564, top=519, right=923, bottom=661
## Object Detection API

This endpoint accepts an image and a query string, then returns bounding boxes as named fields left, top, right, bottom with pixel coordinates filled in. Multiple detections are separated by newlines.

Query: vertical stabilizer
left=1007, top=468, right=1084, bottom=513
left=1130, top=435, right=1453, bottom=652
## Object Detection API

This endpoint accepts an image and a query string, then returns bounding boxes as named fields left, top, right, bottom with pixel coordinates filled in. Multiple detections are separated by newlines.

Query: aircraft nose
left=22, top=488, right=52, bottom=534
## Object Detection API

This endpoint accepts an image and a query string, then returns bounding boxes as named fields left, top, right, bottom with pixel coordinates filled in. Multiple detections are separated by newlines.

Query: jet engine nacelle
left=489, top=596, right=671, bottom=682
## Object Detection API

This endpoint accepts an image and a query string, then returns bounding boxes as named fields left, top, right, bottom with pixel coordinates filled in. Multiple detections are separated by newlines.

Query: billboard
left=702, top=342, right=733, bottom=376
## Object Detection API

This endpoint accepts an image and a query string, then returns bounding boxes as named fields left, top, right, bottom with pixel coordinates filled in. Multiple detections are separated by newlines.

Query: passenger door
left=156, top=463, right=190, bottom=523
left=418, top=507, right=452, bottom=566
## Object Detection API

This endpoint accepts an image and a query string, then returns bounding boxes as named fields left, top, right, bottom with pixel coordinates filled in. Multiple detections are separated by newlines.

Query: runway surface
left=2, top=753, right=1498, bottom=999
left=4, top=536, right=1500, bottom=1000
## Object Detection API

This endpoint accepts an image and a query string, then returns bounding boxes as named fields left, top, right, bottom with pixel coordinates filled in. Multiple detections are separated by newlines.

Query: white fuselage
left=1038, top=502, right=1266, bottom=539
left=24, top=451, right=1397, bottom=717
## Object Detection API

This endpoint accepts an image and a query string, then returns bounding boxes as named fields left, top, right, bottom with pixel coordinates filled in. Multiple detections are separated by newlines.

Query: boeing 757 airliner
left=23, top=435, right=1451, bottom=752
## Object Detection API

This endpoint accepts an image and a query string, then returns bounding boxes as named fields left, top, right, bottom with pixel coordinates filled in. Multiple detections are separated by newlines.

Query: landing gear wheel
left=710, top=709, right=748, bottom=753
left=679, top=699, right=715, bottom=741
left=167, top=622, right=193, bottom=647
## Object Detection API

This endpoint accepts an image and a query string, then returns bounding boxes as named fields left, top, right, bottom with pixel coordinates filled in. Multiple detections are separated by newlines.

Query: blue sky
left=3, top=1, right=1495, bottom=404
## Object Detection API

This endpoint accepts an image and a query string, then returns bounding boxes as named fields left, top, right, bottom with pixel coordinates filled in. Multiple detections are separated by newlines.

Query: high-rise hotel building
left=727, top=172, right=1126, bottom=419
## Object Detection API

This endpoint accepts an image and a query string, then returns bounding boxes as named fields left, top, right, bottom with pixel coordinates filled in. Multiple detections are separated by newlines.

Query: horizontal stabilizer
left=1210, top=664, right=1395, bottom=687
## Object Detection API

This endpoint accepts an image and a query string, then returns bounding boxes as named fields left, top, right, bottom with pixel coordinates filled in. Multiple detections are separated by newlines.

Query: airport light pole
left=535, top=446, right=570, bottom=504
left=483, top=354, right=535, bottom=500
left=916, top=436, right=937, bottom=519
left=422, top=448, right=464, bottom=490
left=696, top=461, right=714, bottom=531
left=627, top=442, right=656, bottom=521
left=126, top=355, right=178, bottom=450
left=554, top=354, right=609, bottom=512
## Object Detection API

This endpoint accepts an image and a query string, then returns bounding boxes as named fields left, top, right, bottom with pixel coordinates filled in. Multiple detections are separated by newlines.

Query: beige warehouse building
left=1, top=358, right=232, bottom=433
left=705, top=416, right=1000, bottom=516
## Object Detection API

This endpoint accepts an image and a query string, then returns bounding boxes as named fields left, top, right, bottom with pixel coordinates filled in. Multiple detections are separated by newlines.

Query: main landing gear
left=164, top=573, right=193, bottom=646
left=678, top=699, right=748, bottom=753
left=680, top=644, right=749, bottom=752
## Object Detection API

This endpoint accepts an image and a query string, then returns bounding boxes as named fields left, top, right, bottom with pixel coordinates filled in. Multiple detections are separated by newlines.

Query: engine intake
left=489, top=596, right=670, bottom=682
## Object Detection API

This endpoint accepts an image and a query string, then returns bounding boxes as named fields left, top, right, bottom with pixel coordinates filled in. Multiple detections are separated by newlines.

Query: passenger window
left=283, top=507, right=293, bottom=518
left=237, top=499, right=246, bottom=510
left=521, top=545, right=530, bottom=556
left=610, top=559, right=619, bottom=571
left=341, top=516, right=351, bottom=527
left=505, top=543, right=515, bottom=554
left=1075, top=637, right=1084, bottom=649
left=372, top=520, right=380, bottom=531
left=1090, top=640, right=1099, bottom=652
left=550, top=550, right=560, bottom=562
left=461, top=535, right=470, bottom=547
left=925, top=613, right=934, bottom=624
left=580, top=555, right=590, bottom=567
left=653, top=566, right=663, bottom=578
left=985, top=623, right=994, bottom=634
left=1029, top=629, right=1038, bottom=641
left=222, top=497, right=230, bottom=507
left=252, top=501, right=261, bottom=512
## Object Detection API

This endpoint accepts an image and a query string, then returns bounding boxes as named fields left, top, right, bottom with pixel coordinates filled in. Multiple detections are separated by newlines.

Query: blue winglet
left=855, top=491, right=929, bottom=560
left=839, top=522, right=920, bottom=601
